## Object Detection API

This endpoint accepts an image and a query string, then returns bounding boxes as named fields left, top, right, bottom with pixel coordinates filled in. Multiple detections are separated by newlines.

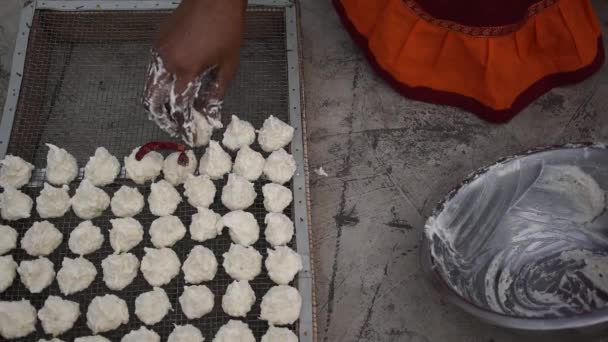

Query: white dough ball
left=121, top=327, right=160, bottom=342
left=262, top=326, right=298, bottom=342
left=101, top=253, right=139, bottom=291
left=213, top=320, right=255, bottom=342
left=36, top=183, right=71, bottom=218
left=222, top=244, right=262, bottom=281
left=182, top=245, right=217, bottom=283
left=192, top=108, right=214, bottom=147
left=179, top=285, right=214, bottom=319
left=0, top=255, right=17, bottom=293
left=75, top=336, right=111, bottom=342
left=46, top=144, right=78, bottom=185
left=0, top=224, right=17, bottom=255
left=221, top=173, right=256, bottom=211
left=57, top=257, right=97, bottom=295
left=0, top=186, right=33, bottom=221
left=260, top=285, right=302, bottom=325
left=18, top=257, right=55, bottom=293
left=0, top=300, right=37, bottom=339
left=199, top=141, right=232, bottom=180
left=184, top=174, right=216, bottom=208
left=163, top=150, right=197, bottom=185
left=71, top=179, right=110, bottom=219
left=38, top=296, right=80, bottom=336
left=148, top=180, right=182, bottom=216
left=262, top=183, right=292, bottom=213
left=135, top=287, right=172, bottom=325
left=69, top=220, right=104, bottom=255
left=263, top=148, right=296, bottom=184
left=266, top=246, right=303, bottom=285
left=221, top=280, right=255, bottom=317
left=141, top=247, right=181, bottom=286
left=222, top=115, right=256, bottom=151
left=190, top=207, right=222, bottom=242
left=0, top=155, right=34, bottom=189
left=150, top=215, right=186, bottom=248
left=264, top=213, right=294, bottom=246
left=233, top=145, right=265, bottom=181
left=168, top=324, right=204, bottom=342
left=124, top=147, right=163, bottom=184
left=109, top=217, right=144, bottom=253
left=217, top=210, right=259, bottom=246
left=258, top=116, right=294, bottom=152
left=38, top=338, right=65, bottom=342
left=21, top=221, right=62, bottom=256
left=86, top=294, right=129, bottom=334
left=84, top=147, right=120, bottom=186
left=111, top=185, right=145, bottom=217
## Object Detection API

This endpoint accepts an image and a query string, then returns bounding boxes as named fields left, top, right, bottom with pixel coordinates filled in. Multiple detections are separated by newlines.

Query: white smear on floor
left=314, top=167, right=328, bottom=177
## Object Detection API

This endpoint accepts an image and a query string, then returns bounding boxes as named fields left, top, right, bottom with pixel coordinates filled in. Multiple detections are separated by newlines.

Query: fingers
left=142, top=50, right=179, bottom=137
left=169, top=72, right=203, bottom=147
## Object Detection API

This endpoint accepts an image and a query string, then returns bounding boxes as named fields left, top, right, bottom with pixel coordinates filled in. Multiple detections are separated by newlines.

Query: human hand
left=142, top=0, right=246, bottom=146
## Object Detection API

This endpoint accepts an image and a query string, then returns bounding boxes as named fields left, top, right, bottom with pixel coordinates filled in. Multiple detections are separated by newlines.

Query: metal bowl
left=421, top=143, right=608, bottom=331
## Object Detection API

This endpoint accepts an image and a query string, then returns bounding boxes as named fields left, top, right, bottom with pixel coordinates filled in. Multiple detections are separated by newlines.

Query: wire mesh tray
left=0, top=1, right=314, bottom=341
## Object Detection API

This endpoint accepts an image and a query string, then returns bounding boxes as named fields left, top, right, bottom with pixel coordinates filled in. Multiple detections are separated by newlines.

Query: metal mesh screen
left=1, top=8, right=299, bottom=342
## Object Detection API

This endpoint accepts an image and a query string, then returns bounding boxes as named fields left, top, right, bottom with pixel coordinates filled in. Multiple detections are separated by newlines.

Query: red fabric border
left=333, top=0, right=605, bottom=123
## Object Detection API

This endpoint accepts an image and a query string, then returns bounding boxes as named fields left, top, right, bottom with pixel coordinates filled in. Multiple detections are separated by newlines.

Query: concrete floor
left=1, top=0, right=608, bottom=341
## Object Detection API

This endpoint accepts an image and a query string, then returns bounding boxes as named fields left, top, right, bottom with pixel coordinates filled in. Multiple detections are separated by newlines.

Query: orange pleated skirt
left=334, top=0, right=605, bottom=122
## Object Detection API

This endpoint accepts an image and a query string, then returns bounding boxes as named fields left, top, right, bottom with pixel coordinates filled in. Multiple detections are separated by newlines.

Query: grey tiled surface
left=1, top=0, right=608, bottom=341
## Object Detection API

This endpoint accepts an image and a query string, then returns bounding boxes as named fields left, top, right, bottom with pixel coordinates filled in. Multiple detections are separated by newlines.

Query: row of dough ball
left=1, top=298, right=298, bottom=341
left=0, top=170, right=293, bottom=221
left=0, top=283, right=302, bottom=342
left=0, top=240, right=301, bottom=294
left=0, top=209, right=294, bottom=260
left=0, top=115, right=294, bottom=191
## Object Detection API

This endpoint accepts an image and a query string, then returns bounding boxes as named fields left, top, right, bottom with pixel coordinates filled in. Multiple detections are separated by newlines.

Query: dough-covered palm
left=142, top=0, right=246, bottom=146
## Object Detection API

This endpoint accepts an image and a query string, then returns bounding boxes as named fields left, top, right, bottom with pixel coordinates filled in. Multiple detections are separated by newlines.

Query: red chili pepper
left=136, top=141, right=189, bottom=166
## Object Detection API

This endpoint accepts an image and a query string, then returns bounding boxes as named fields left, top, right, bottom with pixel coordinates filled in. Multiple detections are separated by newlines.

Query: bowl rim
left=419, top=142, right=608, bottom=331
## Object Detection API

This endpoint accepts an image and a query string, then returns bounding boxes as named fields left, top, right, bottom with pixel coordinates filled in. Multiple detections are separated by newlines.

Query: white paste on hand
left=36, top=183, right=71, bottom=218
left=182, top=245, right=217, bottom=284
left=233, top=145, right=265, bottom=181
left=262, top=183, right=292, bottom=213
left=222, top=244, right=262, bottom=281
left=84, top=147, right=120, bottom=186
left=148, top=180, right=182, bottom=216
left=222, top=280, right=255, bottom=317
left=179, top=285, right=214, bottom=319
left=221, top=173, right=256, bottom=211
left=0, top=300, right=37, bottom=339
left=213, top=320, right=255, bottom=342
left=217, top=210, right=259, bottom=246
left=21, top=221, right=62, bottom=256
left=150, top=215, right=186, bottom=248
